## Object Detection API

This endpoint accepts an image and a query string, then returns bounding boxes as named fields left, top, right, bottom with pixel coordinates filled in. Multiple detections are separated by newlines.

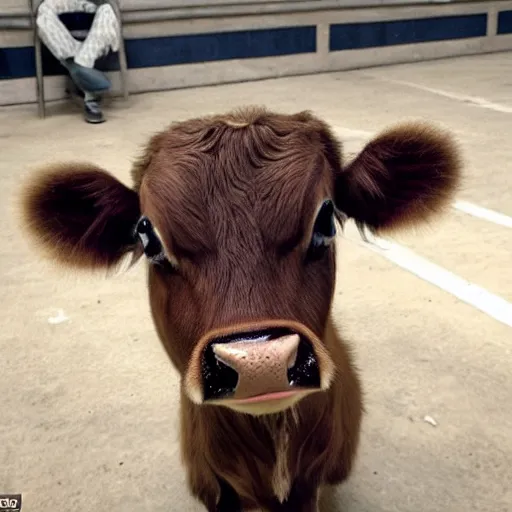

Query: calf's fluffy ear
left=20, top=163, right=141, bottom=270
left=335, top=122, right=461, bottom=233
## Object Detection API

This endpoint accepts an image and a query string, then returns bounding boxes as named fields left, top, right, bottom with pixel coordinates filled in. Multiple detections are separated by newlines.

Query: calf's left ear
left=335, top=122, right=462, bottom=233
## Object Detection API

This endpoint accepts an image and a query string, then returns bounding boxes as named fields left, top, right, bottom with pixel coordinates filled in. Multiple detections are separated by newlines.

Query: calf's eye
left=307, top=199, right=336, bottom=261
left=135, top=217, right=167, bottom=264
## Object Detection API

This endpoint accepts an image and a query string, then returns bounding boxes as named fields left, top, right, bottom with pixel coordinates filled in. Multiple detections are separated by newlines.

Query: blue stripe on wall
left=497, top=11, right=512, bottom=34
left=329, top=14, right=487, bottom=52
left=0, top=25, right=316, bottom=80
left=126, top=26, right=316, bottom=69
left=0, top=47, right=35, bottom=79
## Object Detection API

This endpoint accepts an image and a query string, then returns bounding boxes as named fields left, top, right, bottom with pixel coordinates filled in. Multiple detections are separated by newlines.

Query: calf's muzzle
left=185, top=322, right=335, bottom=415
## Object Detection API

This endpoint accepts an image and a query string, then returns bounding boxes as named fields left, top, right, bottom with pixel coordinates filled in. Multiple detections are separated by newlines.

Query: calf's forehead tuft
left=131, top=107, right=343, bottom=191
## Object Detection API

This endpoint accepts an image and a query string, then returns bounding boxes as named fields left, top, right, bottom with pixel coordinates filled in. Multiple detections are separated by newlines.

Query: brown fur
left=180, top=318, right=362, bottom=511
left=20, top=162, right=140, bottom=270
left=336, top=122, right=461, bottom=234
left=19, top=107, right=461, bottom=511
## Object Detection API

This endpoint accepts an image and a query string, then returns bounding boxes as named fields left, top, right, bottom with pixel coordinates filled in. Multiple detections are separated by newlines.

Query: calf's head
left=21, top=108, right=460, bottom=415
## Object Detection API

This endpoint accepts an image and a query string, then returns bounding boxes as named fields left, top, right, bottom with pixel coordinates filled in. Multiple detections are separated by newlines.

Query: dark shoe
left=63, top=58, right=111, bottom=93
left=84, top=100, right=105, bottom=124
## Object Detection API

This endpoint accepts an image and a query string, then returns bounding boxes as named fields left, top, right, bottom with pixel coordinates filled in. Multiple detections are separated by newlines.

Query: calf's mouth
left=185, top=321, right=334, bottom=415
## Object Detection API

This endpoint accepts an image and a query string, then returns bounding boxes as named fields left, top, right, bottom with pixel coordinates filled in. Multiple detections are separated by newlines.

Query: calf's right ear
left=20, top=163, right=141, bottom=270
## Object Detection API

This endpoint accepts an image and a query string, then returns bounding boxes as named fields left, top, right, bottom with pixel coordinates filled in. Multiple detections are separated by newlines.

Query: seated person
left=36, top=0, right=121, bottom=123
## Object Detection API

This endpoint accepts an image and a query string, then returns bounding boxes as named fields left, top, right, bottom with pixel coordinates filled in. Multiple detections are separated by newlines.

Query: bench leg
left=34, top=35, right=45, bottom=118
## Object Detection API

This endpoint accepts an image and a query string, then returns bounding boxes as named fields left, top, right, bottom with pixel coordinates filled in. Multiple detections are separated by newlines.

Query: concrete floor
left=1, top=52, right=511, bottom=512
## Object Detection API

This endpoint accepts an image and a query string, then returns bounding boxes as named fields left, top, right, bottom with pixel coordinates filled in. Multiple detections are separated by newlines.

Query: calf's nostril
left=287, top=338, right=321, bottom=388
left=202, top=344, right=239, bottom=401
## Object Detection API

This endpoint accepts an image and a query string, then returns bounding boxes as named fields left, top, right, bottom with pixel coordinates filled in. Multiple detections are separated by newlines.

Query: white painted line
left=332, top=126, right=372, bottom=138
left=365, top=76, right=512, bottom=114
left=453, top=201, right=512, bottom=229
left=355, top=233, right=512, bottom=328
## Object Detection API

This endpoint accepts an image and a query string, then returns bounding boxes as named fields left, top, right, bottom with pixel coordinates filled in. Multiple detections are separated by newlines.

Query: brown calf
left=21, top=107, right=460, bottom=511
